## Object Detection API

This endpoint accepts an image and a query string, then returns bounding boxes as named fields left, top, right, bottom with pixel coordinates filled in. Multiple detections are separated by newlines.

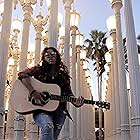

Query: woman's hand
left=30, top=90, right=46, bottom=106
left=73, top=96, right=84, bottom=108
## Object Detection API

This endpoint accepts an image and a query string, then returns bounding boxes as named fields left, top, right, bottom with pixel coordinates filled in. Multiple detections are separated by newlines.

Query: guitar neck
left=50, top=94, right=110, bottom=110
left=50, top=95, right=95, bottom=105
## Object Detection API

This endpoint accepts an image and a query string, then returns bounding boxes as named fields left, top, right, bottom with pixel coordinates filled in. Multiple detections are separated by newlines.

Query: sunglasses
left=44, top=51, right=57, bottom=57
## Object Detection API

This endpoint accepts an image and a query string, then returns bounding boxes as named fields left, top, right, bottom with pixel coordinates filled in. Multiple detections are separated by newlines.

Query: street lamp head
left=108, top=0, right=123, bottom=5
left=85, top=69, right=90, bottom=78
left=104, top=63, right=110, bottom=74
left=76, top=31, right=84, bottom=46
left=83, top=60, right=88, bottom=70
left=59, top=26, right=65, bottom=37
left=46, top=0, right=51, bottom=8
left=106, top=15, right=116, bottom=31
left=12, top=18, right=22, bottom=33
left=105, top=52, right=112, bottom=63
left=106, top=36, right=113, bottom=50
left=58, top=12, right=63, bottom=25
left=108, top=0, right=123, bottom=12
left=70, top=11, right=80, bottom=27
left=80, top=48, right=87, bottom=60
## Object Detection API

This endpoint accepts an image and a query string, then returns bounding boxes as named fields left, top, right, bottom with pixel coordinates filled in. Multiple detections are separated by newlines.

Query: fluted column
left=48, top=0, right=58, bottom=47
left=0, top=0, right=13, bottom=139
left=111, top=1, right=130, bottom=139
left=106, top=85, right=113, bottom=140
left=110, top=29, right=121, bottom=140
left=124, top=0, right=140, bottom=139
left=79, top=59, right=85, bottom=140
left=19, top=2, right=34, bottom=70
left=14, top=1, right=36, bottom=139
left=70, top=26, right=77, bottom=140
left=110, top=43, right=116, bottom=140
left=76, top=46, right=81, bottom=139
left=79, top=59, right=84, bottom=139
left=82, top=68, right=87, bottom=140
left=7, top=43, right=20, bottom=140
left=63, top=0, right=73, bottom=68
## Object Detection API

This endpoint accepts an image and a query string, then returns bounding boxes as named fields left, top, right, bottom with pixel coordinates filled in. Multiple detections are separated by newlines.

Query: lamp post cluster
left=1, top=0, right=139, bottom=139
left=0, top=0, right=96, bottom=140
left=105, top=0, right=140, bottom=140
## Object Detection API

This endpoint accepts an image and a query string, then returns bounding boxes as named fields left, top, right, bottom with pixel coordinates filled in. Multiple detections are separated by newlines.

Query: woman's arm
left=18, top=66, right=45, bottom=106
left=21, top=78, right=34, bottom=93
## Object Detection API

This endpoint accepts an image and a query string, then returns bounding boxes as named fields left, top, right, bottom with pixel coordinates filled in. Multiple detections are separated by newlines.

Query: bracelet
left=29, top=89, right=36, bottom=96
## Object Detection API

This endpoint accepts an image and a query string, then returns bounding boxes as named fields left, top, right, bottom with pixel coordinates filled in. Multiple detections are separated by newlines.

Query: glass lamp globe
left=80, top=48, right=86, bottom=60
left=46, top=0, right=51, bottom=8
left=58, top=12, right=63, bottom=25
left=12, top=19, right=22, bottom=32
left=85, top=69, right=90, bottom=77
left=108, top=0, right=124, bottom=5
left=76, top=32, right=84, bottom=46
left=106, top=36, right=113, bottom=50
left=0, top=0, right=4, bottom=14
left=87, top=76, right=91, bottom=84
left=70, top=11, right=80, bottom=27
left=83, top=60, right=88, bottom=70
left=8, top=58, right=14, bottom=66
left=59, top=26, right=65, bottom=37
left=104, top=63, right=110, bottom=73
left=106, top=15, right=116, bottom=31
left=28, top=43, right=35, bottom=52
left=105, top=52, right=112, bottom=63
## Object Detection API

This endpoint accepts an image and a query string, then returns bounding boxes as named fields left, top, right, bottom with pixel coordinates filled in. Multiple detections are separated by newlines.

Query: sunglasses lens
left=45, top=51, right=57, bottom=57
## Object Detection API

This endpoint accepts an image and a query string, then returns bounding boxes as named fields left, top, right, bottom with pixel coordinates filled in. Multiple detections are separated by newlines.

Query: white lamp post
left=48, top=0, right=58, bottom=48
left=107, top=12, right=130, bottom=140
left=14, top=1, right=37, bottom=139
left=0, top=0, right=13, bottom=138
left=70, top=10, right=80, bottom=140
left=63, top=0, right=73, bottom=69
left=124, top=0, right=140, bottom=139
left=107, top=14, right=120, bottom=140
left=79, top=48, right=87, bottom=139
left=75, top=32, right=84, bottom=139
left=6, top=18, right=22, bottom=140
left=58, top=26, right=65, bottom=57
left=32, top=9, right=48, bottom=64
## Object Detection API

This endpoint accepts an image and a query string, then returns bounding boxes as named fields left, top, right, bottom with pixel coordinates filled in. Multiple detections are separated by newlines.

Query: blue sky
left=1, top=0, right=139, bottom=100
left=67, top=0, right=140, bottom=100
left=73, top=0, right=140, bottom=39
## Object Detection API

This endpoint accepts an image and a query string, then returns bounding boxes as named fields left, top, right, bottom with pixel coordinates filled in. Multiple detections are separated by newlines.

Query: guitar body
left=10, top=78, right=61, bottom=115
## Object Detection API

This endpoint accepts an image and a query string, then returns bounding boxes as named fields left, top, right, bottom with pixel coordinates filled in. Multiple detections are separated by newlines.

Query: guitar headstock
left=95, top=101, right=110, bottom=110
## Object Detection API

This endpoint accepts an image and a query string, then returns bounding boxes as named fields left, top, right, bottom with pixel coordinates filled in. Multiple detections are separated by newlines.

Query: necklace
left=47, top=72, right=58, bottom=79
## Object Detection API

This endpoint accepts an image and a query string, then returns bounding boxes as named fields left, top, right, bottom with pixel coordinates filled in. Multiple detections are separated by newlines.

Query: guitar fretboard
left=50, top=94, right=95, bottom=105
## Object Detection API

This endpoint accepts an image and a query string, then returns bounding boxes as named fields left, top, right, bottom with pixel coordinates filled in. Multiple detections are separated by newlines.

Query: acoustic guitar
left=10, top=78, right=110, bottom=115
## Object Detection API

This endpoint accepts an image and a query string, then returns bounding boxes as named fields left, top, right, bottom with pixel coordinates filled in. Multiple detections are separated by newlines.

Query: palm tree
left=83, top=29, right=108, bottom=140
left=83, top=30, right=108, bottom=99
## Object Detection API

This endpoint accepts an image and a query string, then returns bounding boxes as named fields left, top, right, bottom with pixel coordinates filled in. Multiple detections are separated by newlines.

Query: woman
left=18, top=47, right=84, bottom=140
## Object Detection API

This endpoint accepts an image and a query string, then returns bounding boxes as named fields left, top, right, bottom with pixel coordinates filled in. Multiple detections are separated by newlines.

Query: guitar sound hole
left=42, top=92, right=51, bottom=102
left=31, top=92, right=51, bottom=105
